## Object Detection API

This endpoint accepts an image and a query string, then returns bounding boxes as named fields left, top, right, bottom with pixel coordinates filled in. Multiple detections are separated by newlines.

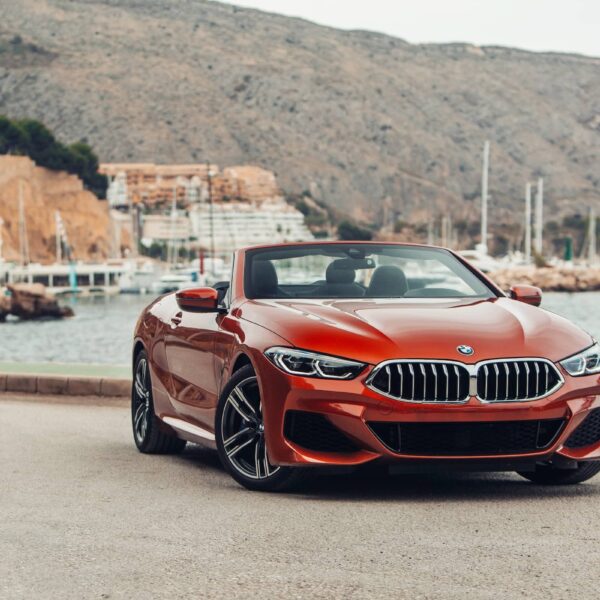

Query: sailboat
left=588, top=207, right=597, bottom=266
left=151, top=186, right=201, bottom=294
left=459, top=141, right=503, bottom=272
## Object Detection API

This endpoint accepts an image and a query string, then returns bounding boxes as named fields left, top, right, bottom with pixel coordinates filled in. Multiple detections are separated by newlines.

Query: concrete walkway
left=2, top=394, right=600, bottom=599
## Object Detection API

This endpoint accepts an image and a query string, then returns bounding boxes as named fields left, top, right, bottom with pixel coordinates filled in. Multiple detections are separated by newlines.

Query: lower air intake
left=284, top=410, right=360, bottom=453
left=565, top=409, right=600, bottom=449
left=368, top=419, right=565, bottom=456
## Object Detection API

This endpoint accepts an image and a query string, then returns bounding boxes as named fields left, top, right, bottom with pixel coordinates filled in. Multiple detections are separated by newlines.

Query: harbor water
left=0, top=292, right=598, bottom=367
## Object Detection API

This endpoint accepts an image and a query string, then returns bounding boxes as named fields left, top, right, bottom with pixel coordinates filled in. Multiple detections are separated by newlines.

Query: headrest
left=251, top=260, right=278, bottom=295
left=326, top=261, right=356, bottom=284
left=366, top=265, right=408, bottom=297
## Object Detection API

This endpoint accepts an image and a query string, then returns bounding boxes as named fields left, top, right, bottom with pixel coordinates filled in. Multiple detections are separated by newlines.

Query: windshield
left=244, top=244, right=496, bottom=300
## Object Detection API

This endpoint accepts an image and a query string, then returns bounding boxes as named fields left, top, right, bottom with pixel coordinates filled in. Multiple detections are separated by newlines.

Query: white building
left=142, top=214, right=192, bottom=242
left=189, top=199, right=314, bottom=255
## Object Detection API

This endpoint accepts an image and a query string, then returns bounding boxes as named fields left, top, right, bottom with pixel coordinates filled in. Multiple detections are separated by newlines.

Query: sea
left=0, top=292, right=598, bottom=367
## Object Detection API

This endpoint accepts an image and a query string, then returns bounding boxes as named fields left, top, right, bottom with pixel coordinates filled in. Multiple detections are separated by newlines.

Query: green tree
left=0, top=116, right=27, bottom=153
left=69, top=141, right=108, bottom=198
left=0, top=115, right=108, bottom=198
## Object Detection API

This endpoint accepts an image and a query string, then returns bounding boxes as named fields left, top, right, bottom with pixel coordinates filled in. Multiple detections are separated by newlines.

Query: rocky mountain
left=1, top=0, right=599, bottom=229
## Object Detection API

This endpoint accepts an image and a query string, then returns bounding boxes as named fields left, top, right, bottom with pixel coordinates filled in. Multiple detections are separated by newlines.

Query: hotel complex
left=100, top=163, right=314, bottom=255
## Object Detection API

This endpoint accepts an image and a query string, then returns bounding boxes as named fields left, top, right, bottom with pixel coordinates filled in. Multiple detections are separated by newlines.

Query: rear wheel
left=518, top=461, right=600, bottom=485
left=216, top=365, right=307, bottom=492
left=132, top=350, right=186, bottom=454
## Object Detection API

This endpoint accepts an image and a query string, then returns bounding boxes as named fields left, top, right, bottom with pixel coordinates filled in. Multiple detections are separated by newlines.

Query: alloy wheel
left=220, top=376, right=279, bottom=480
left=132, top=357, right=151, bottom=444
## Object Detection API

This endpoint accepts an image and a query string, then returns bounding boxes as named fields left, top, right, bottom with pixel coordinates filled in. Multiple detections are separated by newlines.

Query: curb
left=0, top=374, right=131, bottom=398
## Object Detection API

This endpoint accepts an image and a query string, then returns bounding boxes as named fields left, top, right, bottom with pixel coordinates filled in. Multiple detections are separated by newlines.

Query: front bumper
left=257, top=355, right=600, bottom=468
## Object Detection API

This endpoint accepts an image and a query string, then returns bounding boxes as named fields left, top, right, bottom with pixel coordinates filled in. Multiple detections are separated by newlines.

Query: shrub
left=0, top=115, right=108, bottom=198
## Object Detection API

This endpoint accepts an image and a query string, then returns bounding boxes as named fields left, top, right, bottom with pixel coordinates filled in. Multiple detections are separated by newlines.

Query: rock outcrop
left=0, top=283, right=74, bottom=321
left=0, top=155, right=113, bottom=263
left=490, top=266, right=600, bottom=292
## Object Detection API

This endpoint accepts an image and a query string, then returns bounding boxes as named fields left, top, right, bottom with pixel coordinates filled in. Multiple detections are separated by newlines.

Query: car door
left=163, top=295, right=222, bottom=430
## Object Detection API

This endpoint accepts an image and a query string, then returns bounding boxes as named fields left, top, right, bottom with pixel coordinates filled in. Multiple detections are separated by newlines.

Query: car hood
left=240, top=297, right=592, bottom=365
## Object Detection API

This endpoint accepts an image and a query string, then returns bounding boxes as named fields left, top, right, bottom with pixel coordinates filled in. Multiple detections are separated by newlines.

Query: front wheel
left=518, top=461, right=600, bottom=485
left=215, top=365, right=307, bottom=492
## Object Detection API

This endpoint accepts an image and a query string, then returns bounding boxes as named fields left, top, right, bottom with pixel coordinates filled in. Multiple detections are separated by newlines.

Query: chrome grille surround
left=366, top=358, right=564, bottom=404
left=475, top=358, right=563, bottom=403
left=365, top=360, right=472, bottom=404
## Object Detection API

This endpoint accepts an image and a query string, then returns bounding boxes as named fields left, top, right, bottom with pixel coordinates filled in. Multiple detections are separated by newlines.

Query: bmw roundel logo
left=457, top=345, right=474, bottom=356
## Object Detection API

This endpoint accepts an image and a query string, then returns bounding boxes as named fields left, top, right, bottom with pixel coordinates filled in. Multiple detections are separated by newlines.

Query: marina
left=1, top=144, right=599, bottom=360
left=0, top=158, right=318, bottom=298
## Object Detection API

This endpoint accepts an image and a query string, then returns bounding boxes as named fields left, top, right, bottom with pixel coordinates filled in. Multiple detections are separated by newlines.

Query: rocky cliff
left=0, top=155, right=112, bottom=263
left=0, top=0, right=599, bottom=226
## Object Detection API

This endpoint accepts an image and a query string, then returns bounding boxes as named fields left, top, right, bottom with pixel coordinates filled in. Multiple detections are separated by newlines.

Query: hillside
left=1, top=0, right=599, bottom=231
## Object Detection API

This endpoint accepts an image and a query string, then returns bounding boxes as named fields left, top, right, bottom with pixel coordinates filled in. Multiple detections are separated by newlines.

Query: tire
left=518, top=461, right=600, bottom=485
left=215, top=365, right=308, bottom=492
left=132, top=350, right=186, bottom=455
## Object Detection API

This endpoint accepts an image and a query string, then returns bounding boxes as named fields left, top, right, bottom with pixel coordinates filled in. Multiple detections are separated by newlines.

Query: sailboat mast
left=524, top=182, right=532, bottom=263
left=206, top=162, right=216, bottom=277
left=168, top=185, right=177, bottom=267
left=480, top=140, right=490, bottom=254
left=0, top=217, right=4, bottom=264
left=426, top=220, right=434, bottom=246
left=534, top=178, right=544, bottom=255
left=18, top=180, right=30, bottom=267
left=55, top=211, right=62, bottom=263
left=589, top=207, right=597, bottom=265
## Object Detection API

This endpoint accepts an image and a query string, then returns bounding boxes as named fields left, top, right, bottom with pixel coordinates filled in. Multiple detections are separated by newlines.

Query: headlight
left=265, top=347, right=366, bottom=379
left=560, top=343, right=600, bottom=376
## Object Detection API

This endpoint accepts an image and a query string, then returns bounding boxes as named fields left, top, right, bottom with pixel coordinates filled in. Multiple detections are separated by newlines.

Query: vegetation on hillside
left=547, top=214, right=600, bottom=259
left=0, top=32, right=56, bottom=68
left=0, top=116, right=107, bottom=198
left=285, top=191, right=338, bottom=238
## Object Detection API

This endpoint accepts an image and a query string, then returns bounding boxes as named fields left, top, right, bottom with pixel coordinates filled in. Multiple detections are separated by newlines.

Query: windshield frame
left=243, top=243, right=501, bottom=301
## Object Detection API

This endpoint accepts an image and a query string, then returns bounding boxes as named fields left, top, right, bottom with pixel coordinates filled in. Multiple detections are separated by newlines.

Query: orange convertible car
left=132, top=242, right=600, bottom=491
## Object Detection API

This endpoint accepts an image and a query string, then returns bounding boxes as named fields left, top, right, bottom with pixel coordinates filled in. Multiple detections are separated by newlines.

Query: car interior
left=247, top=258, right=470, bottom=299
left=201, top=245, right=497, bottom=302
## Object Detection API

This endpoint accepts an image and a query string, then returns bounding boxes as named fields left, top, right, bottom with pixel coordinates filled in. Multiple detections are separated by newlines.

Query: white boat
left=459, top=245, right=504, bottom=273
left=151, top=268, right=205, bottom=295
left=118, top=260, right=163, bottom=294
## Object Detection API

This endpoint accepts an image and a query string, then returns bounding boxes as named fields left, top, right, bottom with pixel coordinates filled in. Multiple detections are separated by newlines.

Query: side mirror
left=509, top=285, right=542, bottom=307
left=175, top=288, right=224, bottom=312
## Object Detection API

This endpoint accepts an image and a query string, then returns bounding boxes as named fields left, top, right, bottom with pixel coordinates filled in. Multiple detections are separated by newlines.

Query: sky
left=225, top=0, right=600, bottom=57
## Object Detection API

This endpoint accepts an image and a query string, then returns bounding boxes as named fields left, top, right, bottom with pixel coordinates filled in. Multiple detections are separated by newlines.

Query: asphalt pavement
left=2, top=395, right=600, bottom=599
